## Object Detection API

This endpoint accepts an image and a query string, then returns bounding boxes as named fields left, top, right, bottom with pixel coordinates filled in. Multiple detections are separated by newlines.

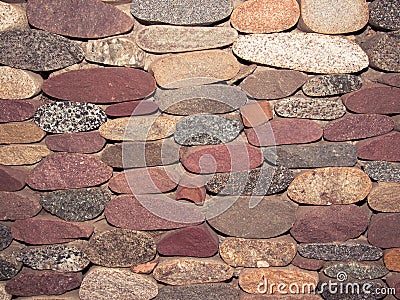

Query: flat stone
left=0, top=166, right=26, bottom=192
left=240, top=101, right=273, bottom=127
left=220, top=235, right=297, bottom=267
left=26, top=0, right=133, bottom=38
left=0, top=191, right=41, bottom=220
left=324, top=114, right=395, bottom=141
left=154, top=84, right=248, bottom=115
left=369, top=0, right=400, bottom=31
left=291, top=254, right=324, bottom=271
left=0, top=145, right=50, bottom=165
left=377, top=73, right=400, bottom=88
left=157, top=225, right=219, bottom=257
left=0, top=100, right=35, bottom=123
left=297, top=242, right=383, bottom=261
left=42, top=67, right=156, bottom=103
left=363, top=161, right=400, bottom=182
left=356, top=132, right=400, bottom=162
left=0, top=67, right=42, bottom=99
left=0, top=252, right=21, bottom=280
left=323, top=261, right=388, bottom=280
left=287, top=167, right=372, bottom=205
left=368, top=183, right=400, bottom=213
left=303, top=74, right=362, bottom=97
left=0, top=224, right=12, bottom=251
left=45, top=131, right=106, bottom=154
left=175, top=184, right=206, bottom=204
left=150, top=50, right=240, bottom=88
left=384, top=248, right=400, bottom=271
left=0, top=2, right=28, bottom=32
left=136, top=25, right=238, bottom=53
left=40, top=188, right=111, bottom=222
left=228, top=64, right=257, bottom=85
left=264, top=144, right=357, bottom=168
left=130, top=0, right=233, bottom=25
left=368, top=213, right=400, bottom=248
left=180, top=143, right=263, bottom=174
left=79, top=267, right=158, bottom=300
left=155, top=283, right=239, bottom=300
left=343, top=85, right=400, bottom=114
left=231, top=0, right=299, bottom=33
left=239, top=69, right=307, bottom=100
left=0, top=29, right=84, bottom=71
left=206, top=195, right=297, bottom=238
left=274, top=97, right=346, bottom=120
left=5, top=269, right=82, bottom=297
left=0, top=122, right=45, bottom=144
left=385, top=273, right=400, bottom=299
left=85, top=37, right=147, bottom=67
left=290, top=205, right=369, bottom=243
left=245, top=119, right=323, bottom=147
left=153, top=258, right=234, bottom=285
left=233, top=33, right=369, bottom=74
left=131, top=259, right=159, bottom=275
left=27, top=153, right=112, bottom=190
left=104, top=101, right=158, bottom=117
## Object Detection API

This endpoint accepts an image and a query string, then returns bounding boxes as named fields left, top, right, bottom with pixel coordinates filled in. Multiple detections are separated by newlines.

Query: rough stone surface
left=323, top=261, right=388, bottom=280
left=240, top=101, right=273, bottom=127
left=0, top=145, right=50, bottom=165
left=0, top=224, right=12, bottom=251
left=368, top=213, right=400, bottom=248
left=0, top=2, right=28, bottom=32
left=45, top=131, right=106, bottom=154
left=233, top=33, right=369, bottom=74
left=0, top=100, right=35, bottom=123
left=131, top=259, right=159, bottom=275
left=291, top=254, right=324, bottom=271
left=363, top=161, right=400, bottom=182
left=0, top=122, right=45, bottom=144
left=368, top=183, right=400, bottom=213
left=0, top=166, right=26, bottom=192
left=0, top=252, right=21, bottom=280
left=0, top=191, right=41, bottom=220
left=356, top=132, right=400, bottom=162
left=27, top=153, right=113, bottom=190
left=0, top=282, right=11, bottom=300
left=377, top=73, right=400, bottom=88
left=104, top=101, right=159, bottom=117
left=0, top=29, right=84, bottom=71
left=287, top=167, right=372, bottom=205
left=384, top=248, right=400, bottom=272
left=369, top=0, right=400, bottom=30
left=0, top=67, right=42, bottom=100
left=155, top=283, right=240, bottom=300
left=303, top=74, right=362, bottom=97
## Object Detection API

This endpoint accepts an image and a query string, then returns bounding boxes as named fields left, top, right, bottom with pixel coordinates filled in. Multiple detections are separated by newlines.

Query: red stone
left=245, top=119, right=323, bottom=146
left=378, top=73, right=400, bottom=88
left=385, top=273, right=400, bottom=299
left=292, top=254, right=324, bottom=271
left=45, top=131, right=106, bottom=153
left=176, top=185, right=206, bottom=204
left=42, top=68, right=156, bottom=103
left=0, top=166, right=26, bottom=192
left=26, top=153, right=113, bottom=190
left=0, top=100, right=35, bottom=123
left=356, top=132, right=400, bottom=162
left=105, top=101, right=159, bottom=117
left=0, top=191, right=41, bottom=220
left=368, top=213, right=400, bottom=248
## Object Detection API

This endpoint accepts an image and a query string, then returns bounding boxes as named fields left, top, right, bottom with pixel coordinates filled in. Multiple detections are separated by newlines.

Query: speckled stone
left=368, top=213, right=400, bottom=248
left=0, top=191, right=41, bottom=220
left=384, top=248, right=400, bottom=271
left=323, top=261, right=388, bottom=280
left=0, top=122, right=45, bottom=144
left=26, top=0, right=133, bottom=38
left=40, top=188, right=111, bottom=222
left=0, top=2, right=28, bottom=32
left=155, top=283, right=239, bottom=300
left=175, top=115, right=242, bottom=146
left=26, top=153, right=113, bottom=190
left=153, top=258, right=234, bottom=285
left=233, top=33, right=369, bottom=74
left=0, top=145, right=50, bottom=166
left=291, top=254, right=324, bottom=271
left=369, top=0, right=400, bottom=31
left=0, top=29, right=84, bottom=71
left=154, top=84, right=248, bottom=115
left=79, top=267, right=158, bottom=300
left=0, top=252, right=21, bottom=280
left=0, top=224, right=12, bottom=251
left=363, top=161, right=400, bottom=182
left=274, top=98, right=346, bottom=120
left=290, top=205, right=369, bottom=243
left=240, top=101, right=273, bottom=127
left=368, top=183, right=400, bottom=212
left=131, top=0, right=233, bottom=25
left=239, top=69, right=307, bottom=100
left=206, top=195, right=297, bottom=238
left=0, top=67, right=42, bottom=100
left=356, top=132, right=400, bottom=162
left=377, top=73, right=400, bottom=88
left=298, top=243, right=383, bottom=261
left=0, top=166, right=26, bottom=192
left=45, top=131, right=106, bottom=154
left=0, top=100, right=35, bottom=123
left=288, top=167, right=372, bottom=205
left=150, top=50, right=240, bottom=88
left=303, top=74, right=362, bottom=97
left=231, top=0, right=299, bottom=33
left=220, top=235, right=296, bottom=267
left=104, top=101, right=159, bottom=117
left=136, top=26, right=238, bottom=53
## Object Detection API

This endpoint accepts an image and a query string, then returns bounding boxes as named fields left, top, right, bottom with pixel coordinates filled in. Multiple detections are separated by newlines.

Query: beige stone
left=368, top=183, right=400, bottom=213
left=0, top=282, right=11, bottom=300
left=0, top=66, right=43, bottom=99
left=0, top=122, right=45, bottom=144
left=0, top=2, right=28, bottom=32
left=0, top=145, right=50, bottom=165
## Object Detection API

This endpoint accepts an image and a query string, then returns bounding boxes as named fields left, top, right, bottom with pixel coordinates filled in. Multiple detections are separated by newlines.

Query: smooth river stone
left=240, top=101, right=273, bottom=127
left=369, top=0, right=400, bottom=31
left=324, top=114, right=395, bottom=141
left=291, top=254, right=324, bottom=271
left=274, top=97, right=346, bottom=120
left=0, top=122, right=45, bottom=144
left=384, top=248, right=400, bottom=271
left=104, top=101, right=159, bottom=117
left=0, top=145, right=50, bottom=165
left=323, top=261, right=388, bottom=280
left=245, top=119, right=323, bottom=147
left=368, top=213, right=400, bottom=248
left=155, top=283, right=239, bottom=300
left=42, top=68, right=156, bottom=103
left=0, top=100, right=35, bottom=123
left=287, top=167, right=372, bottom=205
left=363, top=161, right=400, bottom=182
left=231, top=0, right=299, bottom=33
left=378, top=73, right=400, bottom=88
left=0, top=224, right=12, bottom=251
left=45, top=131, right=106, bottom=154
left=150, top=50, right=240, bottom=88
left=290, top=205, right=369, bottom=243
left=131, top=0, right=233, bottom=25
left=368, top=183, right=400, bottom=212
left=0, top=2, right=28, bottom=32
left=220, top=235, right=297, bottom=267
left=239, top=69, right=307, bottom=100
left=154, top=84, right=248, bottom=115
left=0, top=191, right=41, bottom=220
left=356, top=132, right=400, bottom=162
left=26, top=0, right=133, bottom=38
left=302, top=74, right=362, bottom=97
left=79, top=267, right=158, bottom=300
left=385, top=274, right=400, bottom=299
left=153, top=258, right=234, bottom=285
left=206, top=195, right=297, bottom=238
left=264, top=144, right=357, bottom=168
left=233, top=33, right=369, bottom=74
left=0, top=29, right=83, bottom=72
left=0, top=166, right=26, bottom=192
left=0, top=67, right=42, bottom=100
left=136, top=26, right=238, bottom=53
left=26, top=153, right=112, bottom=190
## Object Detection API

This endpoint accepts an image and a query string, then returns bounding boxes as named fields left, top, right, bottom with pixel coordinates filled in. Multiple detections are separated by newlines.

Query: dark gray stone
left=0, top=253, right=22, bottom=280
left=323, top=261, right=388, bottom=280
left=154, top=283, right=240, bottom=300
left=302, top=74, right=362, bottom=97
left=363, top=161, right=400, bottom=182
left=319, top=278, right=386, bottom=300
left=369, top=0, right=400, bottom=31
left=0, top=224, right=12, bottom=251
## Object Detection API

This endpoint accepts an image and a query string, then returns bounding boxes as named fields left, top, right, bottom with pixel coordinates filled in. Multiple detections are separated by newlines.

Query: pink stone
left=176, top=185, right=206, bottom=204
left=105, top=100, right=159, bottom=117
left=45, top=131, right=106, bottom=153
left=0, top=166, right=26, bottom=192
left=368, top=213, right=400, bottom=248
left=0, top=100, right=35, bottom=123
left=356, top=132, right=400, bottom=162
left=0, top=191, right=41, bottom=220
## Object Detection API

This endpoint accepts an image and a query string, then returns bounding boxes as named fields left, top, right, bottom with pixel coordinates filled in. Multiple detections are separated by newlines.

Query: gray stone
left=320, top=278, right=387, bottom=300
left=0, top=224, right=12, bottom=251
left=302, top=74, right=362, bottom=97
left=363, top=161, right=400, bottom=182
left=154, top=283, right=240, bottom=300
left=0, top=253, right=22, bottom=280
left=323, top=261, right=388, bottom=280
left=369, top=0, right=400, bottom=31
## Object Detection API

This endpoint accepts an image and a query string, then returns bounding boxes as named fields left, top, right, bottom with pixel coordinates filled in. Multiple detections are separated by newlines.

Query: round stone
left=0, top=122, right=45, bottom=144
left=0, top=2, right=28, bottom=32
left=368, top=183, right=400, bottom=213
left=363, top=161, right=400, bottom=182
left=0, top=66, right=42, bottom=100
left=368, top=213, right=400, bottom=248
left=0, top=100, right=35, bottom=123
left=369, top=0, right=400, bottom=31
left=45, top=131, right=106, bottom=154
left=302, top=74, right=362, bottom=97
left=356, top=132, right=400, bottom=162
left=0, top=145, right=50, bottom=165
left=0, top=191, right=41, bottom=220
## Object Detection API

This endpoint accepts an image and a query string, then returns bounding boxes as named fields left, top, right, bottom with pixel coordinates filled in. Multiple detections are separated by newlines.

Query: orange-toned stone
left=240, top=101, right=273, bottom=127
left=0, top=122, right=45, bottom=144
left=384, top=248, right=400, bottom=272
left=368, top=183, right=400, bottom=213
left=131, top=259, right=159, bottom=274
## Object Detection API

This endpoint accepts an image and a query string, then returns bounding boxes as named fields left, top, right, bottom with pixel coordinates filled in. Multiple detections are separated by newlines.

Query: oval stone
left=0, top=2, right=28, bottom=32
left=356, top=132, right=400, bottom=162
left=0, top=191, right=41, bottom=220
left=240, top=101, right=274, bottom=127
left=0, top=100, right=35, bottom=123
left=42, top=68, right=156, bottom=103
left=26, top=0, right=133, bottom=38
left=323, top=261, right=388, bottom=280
left=155, top=283, right=239, bottom=300
left=26, top=153, right=113, bottom=190
left=363, top=161, right=400, bottom=183
left=0, top=66, right=42, bottom=99
left=0, top=122, right=45, bottom=144
left=368, top=213, right=400, bottom=248
left=368, top=183, right=400, bottom=212
left=136, top=26, right=238, bottom=53
left=45, top=131, right=106, bottom=153
left=0, top=145, right=50, bottom=165
left=0, top=166, right=26, bottom=192
left=150, top=50, right=240, bottom=88
left=0, top=224, right=12, bottom=251
left=369, top=0, right=400, bottom=31
left=288, top=167, right=372, bottom=205
left=384, top=248, right=400, bottom=272
left=303, top=74, right=362, bottom=97
left=292, top=254, right=324, bottom=271
left=104, top=101, right=159, bottom=117
left=153, top=258, right=234, bottom=285
left=324, top=114, right=395, bottom=141
left=233, top=33, right=369, bottom=74
left=0, top=29, right=84, bottom=71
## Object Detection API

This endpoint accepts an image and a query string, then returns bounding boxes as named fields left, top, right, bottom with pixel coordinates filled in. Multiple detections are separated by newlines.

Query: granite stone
left=323, top=261, right=388, bottom=280
left=369, top=0, right=400, bottom=31
left=363, top=161, right=400, bottom=182
left=0, top=100, right=35, bottom=123
left=0, top=224, right=12, bottom=251
left=368, top=183, right=400, bottom=213
left=302, top=74, right=362, bottom=97
left=240, top=101, right=273, bottom=127
left=356, top=132, right=400, bottom=162
left=155, top=283, right=239, bottom=300
left=45, top=131, right=106, bottom=154
left=0, top=191, right=41, bottom=220
left=0, top=67, right=42, bottom=99
left=384, top=248, right=400, bottom=271
left=0, top=2, right=28, bottom=32
left=368, top=213, right=400, bottom=248
left=0, top=253, right=21, bottom=280
left=0, top=145, right=50, bottom=165
left=0, top=166, right=26, bottom=192
left=0, top=122, right=45, bottom=144
left=104, top=101, right=159, bottom=117
left=0, top=282, right=11, bottom=300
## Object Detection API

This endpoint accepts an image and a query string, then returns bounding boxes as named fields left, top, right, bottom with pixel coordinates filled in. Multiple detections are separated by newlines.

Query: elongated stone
left=378, top=73, right=400, bottom=88
left=292, top=254, right=324, bottom=271
left=0, top=2, right=28, bottom=32
left=0, top=67, right=42, bottom=100
left=0, top=145, right=50, bottom=165
left=356, top=132, right=400, bottom=162
left=363, top=161, right=400, bottom=182
left=287, top=167, right=372, bottom=205
left=240, top=101, right=273, bottom=127
left=155, top=284, right=239, bottom=300
left=0, top=166, right=26, bottom=192
left=368, top=213, right=400, bottom=248
left=369, top=0, right=400, bottom=31
left=303, top=74, right=362, bottom=97
left=104, top=101, right=158, bottom=117
left=368, top=183, right=400, bottom=213
left=0, top=191, right=41, bottom=220
left=0, top=100, right=35, bottom=123
left=323, top=261, right=388, bottom=280
left=0, top=122, right=45, bottom=144
left=45, top=131, right=106, bottom=153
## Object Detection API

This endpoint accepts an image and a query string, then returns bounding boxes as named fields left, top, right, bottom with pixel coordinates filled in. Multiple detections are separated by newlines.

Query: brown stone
left=384, top=248, right=400, bottom=272
left=0, top=122, right=45, bottom=144
left=157, top=283, right=240, bottom=300
left=0, top=145, right=50, bottom=166
left=378, top=73, right=400, bottom=88
left=14, top=290, right=80, bottom=300
left=287, top=167, right=372, bottom=205
left=240, top=101, right=273, bottom=127
left=0, top=166, right=26, bottom=192
left=368, top=183, right=400, bottom=212
left=291, top=254, right=324, bottom=271
left=0, top=191, right=41, bottom=220
left=45, top=131, right=106, bottom=154
left=356, top=132, right=400, bottom=162
left=104, top=101, right=158, bottom=117
left=0, top=100, right=35, bottom=123
left=368, top=213, right=400, bottom=248
left=0, top=66, right=42, bottom=100
left=393, top=114, right=400, bottom=131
